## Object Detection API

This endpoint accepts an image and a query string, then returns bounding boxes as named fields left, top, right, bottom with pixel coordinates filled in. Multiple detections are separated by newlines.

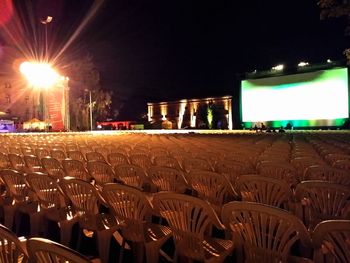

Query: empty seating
left=107, top=152, right=129, bottom=166
left=27, top=237, right=91, bottom=263
left=62, top=159, right=90, bottom=181
left=153, top=192, right=234, bottom=263
left=182, top=157, right=213, bottom=173
left=102, top=183, right=172, bottom=263
left=236, top=175, right=293, bottom=210
left=312, top=220, right=350, bottom=263
left=60, top=178, right=116, bottom=263
left=187, top=170, right=236, bottom=214
left=41, top=157, right=65, bottom=179
left=222, top=201, right=311, bottom=263
left=0, top=224, right=28, bottom=262
left=148, top=166, right=188, bottom=192
left=295, top=181, right=350, bottom=229
left=87, top=160, right=115, bottom=186
left=114, top=164, right=149, bottom=189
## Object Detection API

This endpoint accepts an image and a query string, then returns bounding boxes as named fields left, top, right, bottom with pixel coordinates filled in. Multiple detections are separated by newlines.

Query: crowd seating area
left=0, top=131, right=348, bottom=262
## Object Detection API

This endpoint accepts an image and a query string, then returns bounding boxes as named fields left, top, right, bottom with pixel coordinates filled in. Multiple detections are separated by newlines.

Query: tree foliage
left=318, top=0, right=350, bottom=63
left=67, top=53, right=112, bottom=130
left=318, top=0, right=350, bottom=19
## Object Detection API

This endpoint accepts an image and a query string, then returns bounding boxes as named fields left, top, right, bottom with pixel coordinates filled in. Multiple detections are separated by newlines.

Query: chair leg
left=60, top=217, right=79, bottom=247
left=133, top=242, right=144, bottom=263
left=119, top=238, right=125, bottom=263
left=96, top=228, right=114, bottom=263
left=145, top=242, right=159, bottom=263
left=3, top=205, right=16, bottom=231
left=29, top=211, right=45, bottom=237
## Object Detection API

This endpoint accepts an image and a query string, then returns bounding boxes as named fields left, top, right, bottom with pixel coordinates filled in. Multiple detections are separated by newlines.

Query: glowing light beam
left=20, top=61, right=59, bottom=88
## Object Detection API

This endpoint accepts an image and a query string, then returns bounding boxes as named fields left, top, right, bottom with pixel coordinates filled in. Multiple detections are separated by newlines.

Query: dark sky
left=82, top=0, right=349, bottom=118
left=2, top=0, right=349, bottom=119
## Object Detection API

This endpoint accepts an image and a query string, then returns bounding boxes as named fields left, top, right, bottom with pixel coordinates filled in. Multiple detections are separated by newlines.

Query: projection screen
left=241, top=67, right=349, bottom=128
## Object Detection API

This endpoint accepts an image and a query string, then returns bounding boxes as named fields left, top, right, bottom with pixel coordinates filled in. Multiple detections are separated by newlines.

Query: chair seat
left=288, top=255, right=314, bottom=263
left=203, top=237, right=234, bottom=262
left=144, top=223, right=172, bottom=243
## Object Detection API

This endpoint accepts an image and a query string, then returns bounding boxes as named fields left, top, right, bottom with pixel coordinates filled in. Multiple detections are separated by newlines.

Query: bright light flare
left=272, top=64, right=284, bottom=71
left=298, top=61, right=309, bottom=67
left=20, top=61, right=59, bottom=88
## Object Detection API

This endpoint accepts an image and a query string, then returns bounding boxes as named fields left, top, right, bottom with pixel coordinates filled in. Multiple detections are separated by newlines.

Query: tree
left=318, top=0, right=350, bottom=62
left=66, top=53, right=112, bottom=130
left=318, top=0, right=350, bottom=26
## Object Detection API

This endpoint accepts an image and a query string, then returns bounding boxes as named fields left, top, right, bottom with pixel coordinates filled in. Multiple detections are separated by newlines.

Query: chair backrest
left=62, top=159, right=89, bottom=181
left=21, top=147, right=35, bottom=156
left=107, top=152, right=129, bottom=166
left=0, top=169, right=29, bottom=203
left=8, top=153, right=26, bottom=172
left=312, top=220, right=350, bottom=263
left=221, top=201, right=311, bottom=263
left=148, top=166, right=187, bottom=192
left=333, top=159, right=350, bottom=170
left=102, top=183, right=152, bottom=242
left=153, top=156, right=181, bottom=169
left=291, top=157, right=324, bottom=181
left=114, top=164, right=147, bottom=189
left=95, top=147, right=110, bottom=160
left=26, top=172, right=64, bottom=209
left=236, top=175, right=292, bottom=209
left=304, top=165, right=350, bottom=185
left=8, top=147, right=21, bottom=155
left=295, top=181, right=350, bottom=226
left=187, top=170, right=236, bottom=211
left=129, top=153, right=152, bottom=171
left=257, top=161, right=297, bottom=186
left=27, top=237, right=90, bottom=263
left=23, top=155, right=42, bottom=172
left=60, top=178, right=100, bottom=218
left=67, top=150, right=86, bottom=162
left=215, top=159, right=255, bottom=185
left=66, top=144, right=79, bottom=152
left=41, top=157, right=65, bottom=179
left=0, top=152, right=10, bottom=169
left=35, top=148, right=50, bottom=159
left=182, top=157, right=213, bottom=173
left=50, top=149, right=66, bottom=162
left=152, top=192, right=224, bottom=261
left=87, top=161, right=114, bottom=185
left=324, top=153, right=350, bottom=165
left=86, top=151, right=106, bottom=162
left=0, top=224, right=28, bottom=263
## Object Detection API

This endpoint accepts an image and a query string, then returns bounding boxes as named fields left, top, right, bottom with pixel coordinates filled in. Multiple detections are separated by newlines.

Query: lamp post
left=85, top=89, right=93, bottom=131
left=40, top=16, right=53, bottom=60
left=62, top=77, right=70, bottom=131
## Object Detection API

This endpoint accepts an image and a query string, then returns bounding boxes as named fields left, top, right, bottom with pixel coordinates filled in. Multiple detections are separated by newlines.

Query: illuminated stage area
left=241, top=67, right=349, bottom=129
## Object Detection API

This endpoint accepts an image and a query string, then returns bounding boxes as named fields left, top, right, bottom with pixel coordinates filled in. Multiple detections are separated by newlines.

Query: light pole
left=62, top=77, right=70, bottom=131
left=85, top=89, right=93, bottom=131
left=40, top=16, right=53, bottom=60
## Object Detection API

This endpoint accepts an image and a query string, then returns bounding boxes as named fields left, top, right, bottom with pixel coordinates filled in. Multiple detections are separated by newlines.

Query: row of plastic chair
left=1, top=132, right=350, bottom=174
left=0, top=224, right=95, bottom=262
left=1, top=187, right=349, bottom=263
left=2, top=159, right=350, bottom=232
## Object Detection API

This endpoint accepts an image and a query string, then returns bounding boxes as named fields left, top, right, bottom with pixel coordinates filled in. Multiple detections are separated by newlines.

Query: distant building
left=0, top=77, right=67, bottom=131
left=0, top=80, right=34, bottom=124
left=147, top=96, right=233, bottom=129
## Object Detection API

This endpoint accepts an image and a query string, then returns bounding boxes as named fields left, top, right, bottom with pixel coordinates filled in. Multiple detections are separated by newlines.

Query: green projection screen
left=241, top=68, right=349, bottom=128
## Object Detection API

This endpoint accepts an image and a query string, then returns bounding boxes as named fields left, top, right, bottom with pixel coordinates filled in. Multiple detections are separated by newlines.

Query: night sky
left=1, top=0, right=349, bottom=119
